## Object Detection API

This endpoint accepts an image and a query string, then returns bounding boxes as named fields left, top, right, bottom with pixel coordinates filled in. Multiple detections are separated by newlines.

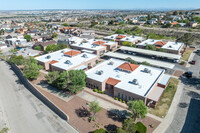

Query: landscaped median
left=181, top=48, right=193, bottom=61
left=148, top=78, right=180, bottom=118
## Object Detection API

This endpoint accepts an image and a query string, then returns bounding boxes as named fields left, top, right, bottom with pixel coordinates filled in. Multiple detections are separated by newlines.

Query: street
left=165, top=53, right=200, bottom=133
left=0, top=61, right=78, bottom=133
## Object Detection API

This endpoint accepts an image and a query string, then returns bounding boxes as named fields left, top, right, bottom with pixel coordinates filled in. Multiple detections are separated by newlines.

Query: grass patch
left=0, top=128, right=9, bottom=133
left=148, top=78, right=179, bottom=118
left=181, top=49, right=193, bottom=61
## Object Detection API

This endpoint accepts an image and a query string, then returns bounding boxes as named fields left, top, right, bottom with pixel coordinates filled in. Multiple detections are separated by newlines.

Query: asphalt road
left=0, top=61, right=78, bottom=133
left=165, top=53, right=200, bottom=133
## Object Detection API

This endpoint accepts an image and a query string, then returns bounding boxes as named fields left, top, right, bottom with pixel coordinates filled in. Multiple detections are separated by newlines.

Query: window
left=129, top=96, right=131, bottom=101
left=125, top=95, right=127, bottom=101
left=132, top=97, right=135, bottom=100
left=118, top=93, right=120, bottom=98
left=121, top=94, right=124, bottom=99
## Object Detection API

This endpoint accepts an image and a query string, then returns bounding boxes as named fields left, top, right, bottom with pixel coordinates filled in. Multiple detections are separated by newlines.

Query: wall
left=10, top=64, right=69, bottom=121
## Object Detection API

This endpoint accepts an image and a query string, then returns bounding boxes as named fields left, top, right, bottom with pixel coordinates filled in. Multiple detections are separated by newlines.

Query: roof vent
left=82, top=54, right=88, bottom=58
left=96, top=70, right=103, bottom=75
left=46, top=55, right=51, bottom=59
left=65, top=60, right=72, bottom=65
left=144, top=68, right=151, bottom=73
left=126, top=38, right=129, bottom=40
left=61, top=50, right=64, bottom=53
left=169, top=45, right=172, bottom=48
left=132, top=79, right=139, bottom=85
left=108, top=61, right=114, bottom=65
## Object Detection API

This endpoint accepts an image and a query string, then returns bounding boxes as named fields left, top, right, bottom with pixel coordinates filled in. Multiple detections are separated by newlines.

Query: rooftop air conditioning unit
left=132, top=79, right=138, bottom=85
left=109, top=61, right=114, bottom=65
left=144, top=68, right=151, bottom=73
left=169, top=45, right=172, bottom=48
left=126, top=38, right=129, bottom=40
left=65, top=60, right=72, bottom=65
left=96, top=70, right=103, bottom=75
left=82, top=54, right=88, bottom=58
left=46, top=55, right=51, bottom=59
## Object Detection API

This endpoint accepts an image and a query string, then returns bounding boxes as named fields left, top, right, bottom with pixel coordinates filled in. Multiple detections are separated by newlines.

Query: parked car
left=183, top=71, right=193, bottom=78
left=197, top=49, right=200, bottom=52
left=190, top=60, right=196, bottom=65
left=173, top=59, right=179, bottom=63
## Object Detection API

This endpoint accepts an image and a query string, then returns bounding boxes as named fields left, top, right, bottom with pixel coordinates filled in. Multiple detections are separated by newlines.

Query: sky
left=0, top=0, right=200, bottom=10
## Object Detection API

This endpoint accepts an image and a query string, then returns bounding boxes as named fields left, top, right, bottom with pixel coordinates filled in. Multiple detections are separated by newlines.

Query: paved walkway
left=153, top=81, right=183, bottom=133
left=78, top=90, right=163, bottom=122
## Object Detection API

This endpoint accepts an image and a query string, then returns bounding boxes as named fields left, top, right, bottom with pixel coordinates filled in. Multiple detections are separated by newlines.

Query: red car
left=190, top=60, right=196, bottom=65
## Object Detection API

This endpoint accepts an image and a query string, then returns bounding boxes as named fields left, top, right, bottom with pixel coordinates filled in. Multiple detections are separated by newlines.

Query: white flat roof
left=71, top=42, right=105, bottom=51
left=119, top=46, right=181, bottom=60
left=137, top=39, right=184, bottom=51
left=162, top=41, right=184, bottom=51
left=137, top=39, right=161, bottom=46
left=120, top=36, right=143, bottom=42
left=103, top=34, right=122, bottom=40
left=104, top=52, right=175, bottom=69
left=86, top=58, right=165, bottom=97
left=35, top=48, right=98, bottom=71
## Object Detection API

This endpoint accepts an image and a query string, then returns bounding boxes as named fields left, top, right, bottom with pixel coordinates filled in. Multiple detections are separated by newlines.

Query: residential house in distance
left=103, top=34, right=143, bottom=45
left=33, top=40, right=57, bottom=51
left=70, top=38, right=118, bottom=55
left=35, top=48, right=99, bottom=72
left=137, top=39, right=184, bottom=54
left=86, top=58, right=170, bottom=107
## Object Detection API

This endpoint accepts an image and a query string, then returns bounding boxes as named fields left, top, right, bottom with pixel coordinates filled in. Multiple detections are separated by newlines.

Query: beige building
left=35, top=48, right=99, bottom=72
left=86, top=59, right=170, bottom=107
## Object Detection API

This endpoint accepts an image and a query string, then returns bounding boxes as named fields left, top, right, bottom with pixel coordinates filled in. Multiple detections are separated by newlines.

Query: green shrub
left=114, top=97, right=118, bottom=100
left=180, top=61, right=185, bottom=65
left=123, top=100, right=126, bottom=103
left=98, top=90, right=102, bottom=93
left=94, top=89, right=98, bottom=92
left=119, top=99, right=122, bottom=102
left=91, top=128, right=107, bottom=133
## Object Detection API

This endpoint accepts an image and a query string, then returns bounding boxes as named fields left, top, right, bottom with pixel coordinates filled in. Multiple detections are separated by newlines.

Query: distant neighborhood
left=0, top=8, right=200, bottom=133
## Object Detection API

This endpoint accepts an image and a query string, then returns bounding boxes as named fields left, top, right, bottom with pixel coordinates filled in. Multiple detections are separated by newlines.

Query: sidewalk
left=185, top=51, right=196, bottom=68
left=79, top=89, right=163, bottom=122
left=153, top=81, right=184, bottom=133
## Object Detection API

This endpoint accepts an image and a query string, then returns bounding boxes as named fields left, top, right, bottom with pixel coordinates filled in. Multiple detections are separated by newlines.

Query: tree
left=116, top=118, right=137, bottom=133
left=45, top=44, right=58, bottom=53
left=24, top=35, right=32, bottom=42
left=62, top=23, right=69, bottom=27
left=23, top=57, right=43, bottom=80
left=55, top=71, right=69, bottom=90
left=45, top=71, right=60, bottom=85
left=145, top=45, right=157, bottom=51
left=91, top=128, right=107, bottom=133
left=125, top=57, right=138, bottom=65
left=52, top=33, right=58, bottom=38
left=122, top=41, right=132, bottom=47
left=89, top=101, right=102, bottom=121
left=127, top=100, right=147, bottom=121
left=68, top=70, right=87, bottom=94
left=141, top=61, right=151, bottom=66
left=115, top=29, right=125, bottom=34
left=33, top=46, right=43, bottom=51
left=9, top=55, right=25, bottom=65
left=178, top=33, right=194, bottom=47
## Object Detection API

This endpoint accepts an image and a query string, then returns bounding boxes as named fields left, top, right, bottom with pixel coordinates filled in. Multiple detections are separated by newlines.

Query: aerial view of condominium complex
left=0, top=0, right=200, bottom=133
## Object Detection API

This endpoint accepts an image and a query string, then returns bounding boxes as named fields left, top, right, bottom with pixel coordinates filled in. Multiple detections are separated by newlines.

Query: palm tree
left=89, top=101, right=102, bottom=121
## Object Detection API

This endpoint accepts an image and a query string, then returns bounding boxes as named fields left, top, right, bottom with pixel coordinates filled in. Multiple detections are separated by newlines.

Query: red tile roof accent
left=106, top=77, right=121, bottom=86
left=115, top=39, right=120, bottom=42
left=64, top=50, right=81, bottom=57
left=93, top=41, right=106, bottom=45
left=118, top=62, right=139, bottom=72
left=170, top=22, right=179, bottom=25
left=116, top=35, right=126, bottom=39
left=154, top=41, right=167, bottom=46
left=64, top=27, right=74, bottom=30
left=49, top=60, right=59, bottom=65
